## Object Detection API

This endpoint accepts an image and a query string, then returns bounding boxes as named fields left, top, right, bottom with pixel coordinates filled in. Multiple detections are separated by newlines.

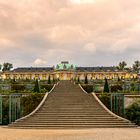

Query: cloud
left=83, top=43, right=96, bottom=53
left=33, top=58, right=47, bottom=66
left=0, top=0, right=140, bottom=67
left=47, top=25, right=88, bottom=44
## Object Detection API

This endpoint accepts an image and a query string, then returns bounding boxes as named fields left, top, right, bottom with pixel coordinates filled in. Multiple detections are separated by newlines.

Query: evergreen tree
left=103, top=78, right=110, bottom=93
left=48, top=75, right=51, bottom=84
left=53, top=76, right=55, bottom=84
left=85, top=75, right=88, bottom=84
left=78, top=77, right=80, bottom=83
left=33, top=79, right=40, bottom=93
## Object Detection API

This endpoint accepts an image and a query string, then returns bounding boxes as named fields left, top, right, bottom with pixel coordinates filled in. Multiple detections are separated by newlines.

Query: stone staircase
left=9, top=81, right=136, bottom=128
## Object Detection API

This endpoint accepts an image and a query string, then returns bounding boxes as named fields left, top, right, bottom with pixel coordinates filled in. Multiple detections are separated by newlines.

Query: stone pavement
left=0, top=127, right=140, bottom=140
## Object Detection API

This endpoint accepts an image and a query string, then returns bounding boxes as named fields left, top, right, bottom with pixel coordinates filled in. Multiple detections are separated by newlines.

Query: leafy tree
left=2, top=63, right=13, bottom=72
left=84, top=75, right=88, bottom=84
left=33, top=79, right=40, bottom=93
left=0, top=64, right=2, bottom=71
left=116, top=61, right=127, bottom=71
left=103, top=78, right=110, bottom=93
left=133, top=60, right=140, bottom=73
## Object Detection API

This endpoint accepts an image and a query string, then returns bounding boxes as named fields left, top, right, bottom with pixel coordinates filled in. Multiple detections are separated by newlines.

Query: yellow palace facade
left=1, top=61, right=138, bottom=81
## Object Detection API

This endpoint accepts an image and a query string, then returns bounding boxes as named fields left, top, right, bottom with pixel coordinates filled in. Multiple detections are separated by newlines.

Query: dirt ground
left=0, top=127, right=140, bottom=140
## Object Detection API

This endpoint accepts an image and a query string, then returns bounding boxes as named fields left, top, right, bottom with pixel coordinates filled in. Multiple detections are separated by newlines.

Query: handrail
left=79, top=84, right=131, bottom=123
left=13, top=84, right=56, bottom=123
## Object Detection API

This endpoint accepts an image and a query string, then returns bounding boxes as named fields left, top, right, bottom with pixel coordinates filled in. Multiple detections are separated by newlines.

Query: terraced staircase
left=9, top=81, right=136, bottom=128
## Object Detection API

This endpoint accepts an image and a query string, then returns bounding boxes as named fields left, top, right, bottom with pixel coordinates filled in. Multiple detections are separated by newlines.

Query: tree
left=48, top=75, right=51, bottom=84
left=133, top=60, right=140, bottom=73
left=0, top=64, right=1, bottom=71
left=52, top=76, right=55, bottom=84
left=103, top=78, right=110, bottom=93
left=116, top=61, right=127, bottom=71
left=2, top=63, right=13, bottom=72
left=78, top=76, right=80, bottom=83
left=85, top=75, right=88, bottom=84
left=33, top=79, right=40, bottom=93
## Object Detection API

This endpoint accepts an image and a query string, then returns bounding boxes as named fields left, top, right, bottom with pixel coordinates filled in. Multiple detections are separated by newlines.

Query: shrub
left=125, top=101, right=140, bottom=125
left=0, top=94, right=44, bottom=125
left=40, top=85, right=53, bottom=92
left=33, top=79, right=40, bottom=93
left=110, top=85, right=123, bottom=92
left=103, top=78, right=110, bottom=93
left=48, top=75, right=51, bottom=84
left=22, top=93, right=44, bottom=116
left=82, top=85, right=93, bottom=93
left=98, top=94, right=110, bottom=109
left=84, top=75, right=88, bottom=84
left=11, top=84, right=25, bottom=92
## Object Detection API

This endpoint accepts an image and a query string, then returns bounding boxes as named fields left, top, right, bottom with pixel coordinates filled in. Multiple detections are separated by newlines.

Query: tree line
left=116, top=60, right=140, bottom=73
left=0, top=63, right=13, bottom=72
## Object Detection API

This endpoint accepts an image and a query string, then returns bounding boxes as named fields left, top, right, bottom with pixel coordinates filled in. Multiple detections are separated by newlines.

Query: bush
left=111, top=85, right=123, bottom=92
left=82, top=85, right=93, bottom=93
left=103, top=78, right=110, bottom=93
left=11, top=84, right=25, bottom=92
left=22, top=93, right=44, bottom=116
left=97, top=94, right=110, bottom=109
left=125, top=101, right=140, bottom=125
left=0, top=94, right=44, bottom=125
left=2, top=96, right=9, bottom=125
left=40, top=85, right=53, bottom=92
left=33, top=79, right=40, bottom=93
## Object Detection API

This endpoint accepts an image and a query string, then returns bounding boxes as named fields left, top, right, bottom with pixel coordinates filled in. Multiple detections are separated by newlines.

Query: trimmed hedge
left=1, top=93, right=45, bottom=125
left=81, top=85, right=93, bottom=93
left=110, top=85, right=123, bottom=92
left=22, top=93, right=44, bottom=116
left=125, top=101, right=140, bottom=125
left=40, top=85, right=53, bottom=92
left=97, top=94, right=110, bottom=109
left=11, top=84, right=25, bottom=92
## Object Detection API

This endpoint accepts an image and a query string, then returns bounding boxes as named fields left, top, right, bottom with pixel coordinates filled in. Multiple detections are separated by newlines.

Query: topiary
left=103, top=78, right=110, bottom=93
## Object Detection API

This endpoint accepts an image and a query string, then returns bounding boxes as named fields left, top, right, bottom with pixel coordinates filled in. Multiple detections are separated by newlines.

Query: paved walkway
left=0, top=127, right=140, bottom=140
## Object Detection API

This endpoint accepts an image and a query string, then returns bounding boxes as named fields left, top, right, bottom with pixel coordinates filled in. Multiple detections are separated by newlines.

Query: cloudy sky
left=0, top=0, right=140, bottom=68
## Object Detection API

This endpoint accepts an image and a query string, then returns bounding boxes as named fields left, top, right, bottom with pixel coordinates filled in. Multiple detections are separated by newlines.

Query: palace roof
left=12, top=67, right=53, bottom=72
left=76, top=67, right=117, bottom=72
left=11, top=66, right=117, bottom=72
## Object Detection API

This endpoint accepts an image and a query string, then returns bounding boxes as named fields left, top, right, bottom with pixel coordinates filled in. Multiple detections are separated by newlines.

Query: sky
left=0, top=0, right=140, bottom=68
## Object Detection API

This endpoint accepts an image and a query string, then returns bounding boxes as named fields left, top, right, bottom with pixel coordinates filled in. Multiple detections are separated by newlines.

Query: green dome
left=55, top=61, right=76, bottom=70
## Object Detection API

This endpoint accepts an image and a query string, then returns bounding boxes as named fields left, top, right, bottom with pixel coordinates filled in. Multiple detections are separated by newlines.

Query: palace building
left=0, top=61, right=138, bottom=81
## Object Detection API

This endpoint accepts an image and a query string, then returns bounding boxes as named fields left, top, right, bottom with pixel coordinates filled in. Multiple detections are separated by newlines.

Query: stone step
left=19, top=118, right=121, bottom=122
left=9, top=81, right=136, bottom=128
left=17, top=120, right=127, bottom=124
left=10, top=124, right=136, bottom=128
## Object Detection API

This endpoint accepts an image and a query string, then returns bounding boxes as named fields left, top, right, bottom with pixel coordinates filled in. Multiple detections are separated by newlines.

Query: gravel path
left=0, top=127, right=140, bottom=140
